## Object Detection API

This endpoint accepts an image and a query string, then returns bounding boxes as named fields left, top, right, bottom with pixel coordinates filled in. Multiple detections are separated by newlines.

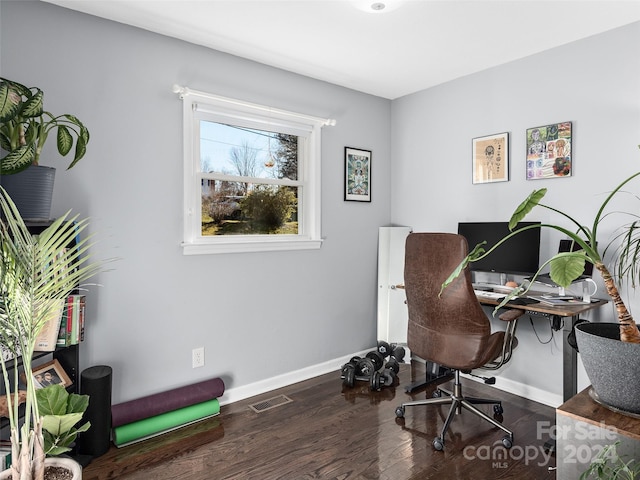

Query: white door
left=376, top=226, right=411, bottom=344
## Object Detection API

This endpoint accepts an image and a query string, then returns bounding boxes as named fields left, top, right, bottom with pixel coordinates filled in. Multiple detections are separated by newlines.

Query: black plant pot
left=0, top=165, right=55, bottom=221
left=575, top=322, right=640, bottom=414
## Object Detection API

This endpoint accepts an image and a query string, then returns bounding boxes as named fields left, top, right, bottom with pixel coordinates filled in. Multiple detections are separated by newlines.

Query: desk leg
left=545, top=314, right=580, bottom=454
left=562, top=315, right=579, bottom=402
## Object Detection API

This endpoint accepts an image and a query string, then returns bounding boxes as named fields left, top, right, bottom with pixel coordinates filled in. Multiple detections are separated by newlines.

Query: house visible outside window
left=175, top=85, right=335, bottom=254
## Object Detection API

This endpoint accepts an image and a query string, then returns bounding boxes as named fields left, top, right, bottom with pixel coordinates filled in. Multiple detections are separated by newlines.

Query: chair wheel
left=502, top=435, right=513, bottom=449
left=493, top=403, right=503, bottom=415
left=433, top=436, right=444, bottom=451
left=395, top=406, right=405, bottom=418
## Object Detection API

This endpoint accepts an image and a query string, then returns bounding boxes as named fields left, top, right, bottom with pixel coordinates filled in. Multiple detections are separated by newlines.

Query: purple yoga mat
left=111, top=377, right=225, bottom=427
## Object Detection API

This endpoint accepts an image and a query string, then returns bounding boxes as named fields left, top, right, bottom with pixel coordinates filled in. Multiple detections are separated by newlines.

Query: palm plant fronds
left=0, top=186, right=102, bottom=479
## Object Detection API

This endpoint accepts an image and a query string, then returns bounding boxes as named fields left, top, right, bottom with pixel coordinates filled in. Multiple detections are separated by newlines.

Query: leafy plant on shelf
left=0, top=77, right=90, bottom=175
left=37, top=384, right=90, bottom=456
left=0, top=186, right=102, bottom=479
left=442, top=159, right=640, bottom=344
left=580, top=441, right=640, bottom=479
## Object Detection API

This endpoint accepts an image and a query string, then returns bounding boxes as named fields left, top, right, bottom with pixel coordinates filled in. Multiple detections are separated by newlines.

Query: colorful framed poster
left=345, top=147, right=371, bottom=202
left=526, top=121, right=572, bottom=180
left=472, top=132, right=509, bottom=184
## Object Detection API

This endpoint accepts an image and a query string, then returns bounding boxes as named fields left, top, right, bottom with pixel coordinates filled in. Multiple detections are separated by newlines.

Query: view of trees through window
left=200, top=121, right=299, bottom=236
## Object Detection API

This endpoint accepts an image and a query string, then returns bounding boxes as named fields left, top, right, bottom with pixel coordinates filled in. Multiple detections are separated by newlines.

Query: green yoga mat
left=113, top=398, right=220, bottom=447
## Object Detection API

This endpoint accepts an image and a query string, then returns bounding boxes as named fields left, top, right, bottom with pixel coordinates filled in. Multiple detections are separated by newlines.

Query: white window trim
left=174, top=85, right=335, bottom=255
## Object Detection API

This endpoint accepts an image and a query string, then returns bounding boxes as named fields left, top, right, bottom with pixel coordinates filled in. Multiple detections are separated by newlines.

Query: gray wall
left=1, top=1, right=392, bottom=404
left=391, top=21, right=640, bottom=400
left=3, top=0, right=640, bottom=407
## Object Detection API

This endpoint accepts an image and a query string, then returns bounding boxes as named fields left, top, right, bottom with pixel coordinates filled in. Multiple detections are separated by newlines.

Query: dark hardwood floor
left=82, top=362, right=557, bottom=479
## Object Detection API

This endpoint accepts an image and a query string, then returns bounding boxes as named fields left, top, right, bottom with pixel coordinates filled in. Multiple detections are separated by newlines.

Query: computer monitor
left=457, top=221, right=541, bottom=275
left=557, top=239, right=594, bottom=277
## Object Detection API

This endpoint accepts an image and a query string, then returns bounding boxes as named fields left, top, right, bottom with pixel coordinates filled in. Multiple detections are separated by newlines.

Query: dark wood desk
left=478, top=295, right=608, bottom=402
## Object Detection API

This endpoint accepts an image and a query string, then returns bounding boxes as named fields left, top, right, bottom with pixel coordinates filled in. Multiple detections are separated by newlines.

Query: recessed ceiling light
left=351, top=0, right=404, bottom=13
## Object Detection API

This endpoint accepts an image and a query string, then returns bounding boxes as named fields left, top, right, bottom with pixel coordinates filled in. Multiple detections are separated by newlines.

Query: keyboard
left=472, top=283, right=506, bottom=291
left=473, top=290, right=505, bottom=300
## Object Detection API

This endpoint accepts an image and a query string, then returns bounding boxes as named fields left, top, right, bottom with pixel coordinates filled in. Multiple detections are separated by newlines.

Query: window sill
left=181, top=237, right=323, bottom=255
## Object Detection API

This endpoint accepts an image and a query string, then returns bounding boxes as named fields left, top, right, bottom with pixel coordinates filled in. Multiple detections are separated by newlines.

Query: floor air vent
left=249, top=394, right=293, bottom=413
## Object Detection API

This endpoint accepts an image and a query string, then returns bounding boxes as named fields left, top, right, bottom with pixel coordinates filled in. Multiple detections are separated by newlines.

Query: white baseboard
left=218, top=348, right=373, bottom=407
left=496, top=376, right=563, bottom=408
left=219, top=348, right=562, bottom=410
left=463, top=373, right=563, bottom=408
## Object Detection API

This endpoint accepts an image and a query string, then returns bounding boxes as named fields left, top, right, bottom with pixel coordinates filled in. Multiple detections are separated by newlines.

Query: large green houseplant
left=0, top=77, right=89, bottom=174
left=0, top=77, right=90, bottom=221
left=0, top=186, right=101, bottom=480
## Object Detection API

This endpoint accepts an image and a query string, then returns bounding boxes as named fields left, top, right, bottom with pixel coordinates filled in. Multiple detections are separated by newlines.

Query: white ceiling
left=43, top=0, right=640, bottom=99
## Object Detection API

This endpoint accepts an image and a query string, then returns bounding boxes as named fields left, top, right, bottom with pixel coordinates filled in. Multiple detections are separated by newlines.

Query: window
left=175, top=85, right=335, bottom=254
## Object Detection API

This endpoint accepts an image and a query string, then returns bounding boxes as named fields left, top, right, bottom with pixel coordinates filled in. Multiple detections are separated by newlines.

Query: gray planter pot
left=575, top=322, right=640, bottom=414
left=0, top=165, right=56, bottom=221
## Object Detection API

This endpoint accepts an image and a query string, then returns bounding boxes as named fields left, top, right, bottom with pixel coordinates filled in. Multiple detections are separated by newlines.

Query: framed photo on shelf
left=344, top=147, right=371, bottom=202
left=32, top=359, right=72, bottom=389
left=526, top=121, right=572, bottom=180
left=472, top=132, right=509, bottom=184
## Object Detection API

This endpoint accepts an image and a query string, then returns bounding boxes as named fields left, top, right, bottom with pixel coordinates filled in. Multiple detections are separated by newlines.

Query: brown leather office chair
left=395, top=232, right=522, bottom=450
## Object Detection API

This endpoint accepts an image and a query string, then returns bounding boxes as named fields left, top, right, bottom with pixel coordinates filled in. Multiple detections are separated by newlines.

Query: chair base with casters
left=396, top=307, right=523, bottom=451
left=403, top=361, right=454, bottom=394
left=395, top=369, right=513, bottom=451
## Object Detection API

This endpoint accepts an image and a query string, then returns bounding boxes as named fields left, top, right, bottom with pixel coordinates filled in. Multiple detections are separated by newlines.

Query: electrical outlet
left=192, top=347, right=205, bottom=368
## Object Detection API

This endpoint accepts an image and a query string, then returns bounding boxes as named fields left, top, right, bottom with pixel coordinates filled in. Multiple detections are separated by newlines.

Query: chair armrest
left=498, top=309, right=525, bottom=322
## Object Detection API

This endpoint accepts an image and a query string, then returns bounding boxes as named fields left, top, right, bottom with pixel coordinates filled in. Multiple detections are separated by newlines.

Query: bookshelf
left=25, top=220, right=82, bottom=394
left=0, top=219, right=84, bottom=442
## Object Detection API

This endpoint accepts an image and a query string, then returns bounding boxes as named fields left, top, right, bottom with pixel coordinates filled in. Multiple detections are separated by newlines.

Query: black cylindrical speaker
left=78, top=365, right=112, bottom=457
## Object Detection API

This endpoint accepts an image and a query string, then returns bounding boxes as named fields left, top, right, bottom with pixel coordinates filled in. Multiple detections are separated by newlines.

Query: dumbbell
left=390, top=345, right=406, bottom=363
left=364, top=351, right=385, bottom=372
left=377, top=341, right=394, bottom=358
left=341, top=356, right=383, bottom=387
left=377, top=341, right=406, bottom=363
left=385, top=356, right=400, bottom=375
left=341, top=361, right=372, bottom=389
left=341, top=356, right=371, bottom=383
left=371, top=368, right=397, bottom=390
left=342, top=363, right=396, bottom=391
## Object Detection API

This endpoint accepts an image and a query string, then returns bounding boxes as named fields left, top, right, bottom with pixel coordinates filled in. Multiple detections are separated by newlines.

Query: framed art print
left=472, top=132, right=509, bottom=184
left=526, top=121, right=572, bottom=180
left=345, top=147, right=371, bottom=202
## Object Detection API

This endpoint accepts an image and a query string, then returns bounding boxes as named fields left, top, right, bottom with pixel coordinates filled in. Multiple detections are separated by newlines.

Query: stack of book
left=34, top=295, right=86, bottom=352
